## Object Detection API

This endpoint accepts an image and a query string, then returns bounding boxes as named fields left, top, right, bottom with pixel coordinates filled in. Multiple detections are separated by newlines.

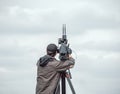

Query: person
left=36, top=43, right=75, bottom=94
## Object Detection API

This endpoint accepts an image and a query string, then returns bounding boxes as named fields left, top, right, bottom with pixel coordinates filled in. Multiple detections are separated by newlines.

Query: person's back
left=36, top=44, right=75, bottom=94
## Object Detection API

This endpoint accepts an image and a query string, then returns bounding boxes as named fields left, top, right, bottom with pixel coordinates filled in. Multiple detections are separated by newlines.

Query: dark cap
left=47, top=43, right=58, bottom=53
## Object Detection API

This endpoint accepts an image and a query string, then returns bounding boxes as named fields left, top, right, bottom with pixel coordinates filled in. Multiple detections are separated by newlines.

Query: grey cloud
left=0, top=0, right=120, bottom=94
left=0, top=69, right=36, bottom=94
left=0, top=0, right=120, bottom=35
left=69, top=57, right=120, bottom=94
left=80, top=41, right=120, bottom=52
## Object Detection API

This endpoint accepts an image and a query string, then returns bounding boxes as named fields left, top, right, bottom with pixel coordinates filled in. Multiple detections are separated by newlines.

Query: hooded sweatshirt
left=36, top=55, right=75, bottom=94
left=38, top=55, right=53, bottom=67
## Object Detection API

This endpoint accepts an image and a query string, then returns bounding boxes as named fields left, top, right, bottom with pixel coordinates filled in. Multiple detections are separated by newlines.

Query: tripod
left=55, top=71, right=76, bottom=94
left=56, top=24, right=76, bottom=94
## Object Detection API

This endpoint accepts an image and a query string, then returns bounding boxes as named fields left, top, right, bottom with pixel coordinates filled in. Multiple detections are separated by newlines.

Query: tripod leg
left=61, top=74, right=66, bottom=94
left=66, top=78, right=76, bottom=94
left=54, top=78, right=60, bottom=94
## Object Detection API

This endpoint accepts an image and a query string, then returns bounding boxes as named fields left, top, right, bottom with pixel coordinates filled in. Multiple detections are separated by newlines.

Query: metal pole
left=61, top=73, right=66, bottom=94
left=66, top=78, right=76, bottom=94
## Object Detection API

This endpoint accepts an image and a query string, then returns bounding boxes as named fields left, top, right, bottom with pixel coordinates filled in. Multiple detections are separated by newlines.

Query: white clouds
left=0, top=0, right=120, bottom=34
left=71, top=29, right=120, bottom=52
left=0, top=67, right=12, bottom=74
left=69, top=28, right=120, bottom=94
left=0, top=0, right=120, bottom=94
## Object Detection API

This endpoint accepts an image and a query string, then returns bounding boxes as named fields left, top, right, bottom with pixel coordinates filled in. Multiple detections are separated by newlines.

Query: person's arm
left=55, top=55, right=75, bottom=72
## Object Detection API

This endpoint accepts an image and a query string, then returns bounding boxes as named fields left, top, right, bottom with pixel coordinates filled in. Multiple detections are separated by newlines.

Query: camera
left=58, top=24, right=72, bottom=61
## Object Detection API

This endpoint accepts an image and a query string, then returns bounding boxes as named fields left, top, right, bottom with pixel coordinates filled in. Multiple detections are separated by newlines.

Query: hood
left=38, top=55, right=53, bottom=67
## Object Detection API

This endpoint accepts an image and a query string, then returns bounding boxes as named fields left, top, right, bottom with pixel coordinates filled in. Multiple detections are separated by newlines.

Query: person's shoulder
left=48, top=58, right=60, bottom=66
left=52, top=58, right=60, bottom=64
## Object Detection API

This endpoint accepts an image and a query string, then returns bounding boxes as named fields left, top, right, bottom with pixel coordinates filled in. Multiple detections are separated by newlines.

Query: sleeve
left=55, top=58, right=75, bottom=72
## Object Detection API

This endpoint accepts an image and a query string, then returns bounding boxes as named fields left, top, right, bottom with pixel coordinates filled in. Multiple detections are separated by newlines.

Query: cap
left=47, top=43, right=58, bottom=53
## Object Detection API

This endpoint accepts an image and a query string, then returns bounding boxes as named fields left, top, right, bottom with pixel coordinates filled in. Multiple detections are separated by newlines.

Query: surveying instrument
left=55, top=24, right=76, bottom=94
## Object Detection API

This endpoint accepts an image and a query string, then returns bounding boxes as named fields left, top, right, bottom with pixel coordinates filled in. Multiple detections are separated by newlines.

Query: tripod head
left=58, top=24, right=72, bottom=61
left=58, top=24, right=68, bottom=44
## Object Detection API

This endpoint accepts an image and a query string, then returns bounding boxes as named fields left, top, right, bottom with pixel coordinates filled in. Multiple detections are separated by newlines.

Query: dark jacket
left=36, top=55, right=75, bottom=94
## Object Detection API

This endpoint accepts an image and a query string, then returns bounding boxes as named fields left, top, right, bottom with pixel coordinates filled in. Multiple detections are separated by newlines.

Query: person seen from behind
left=36, top=43, right=75, bottom=94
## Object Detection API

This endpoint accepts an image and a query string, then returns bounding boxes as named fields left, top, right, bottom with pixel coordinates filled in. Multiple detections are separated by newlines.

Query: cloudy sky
left=0, top=0, right=120, bottom=94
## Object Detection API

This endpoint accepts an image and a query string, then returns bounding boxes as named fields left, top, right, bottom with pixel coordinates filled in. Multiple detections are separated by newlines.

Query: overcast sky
left=0, top=0, right=120, bottom=94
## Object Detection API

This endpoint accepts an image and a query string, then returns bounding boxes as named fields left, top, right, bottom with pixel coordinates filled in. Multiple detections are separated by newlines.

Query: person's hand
left=69, top=54, right=72, bottom=58
left=65, top=72, right=71, bottom=78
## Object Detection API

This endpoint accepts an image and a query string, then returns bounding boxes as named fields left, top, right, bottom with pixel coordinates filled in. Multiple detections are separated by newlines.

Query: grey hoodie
left=36, top=55, right=75, bottom=94
left=38, top=55, right=53, bottom=67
